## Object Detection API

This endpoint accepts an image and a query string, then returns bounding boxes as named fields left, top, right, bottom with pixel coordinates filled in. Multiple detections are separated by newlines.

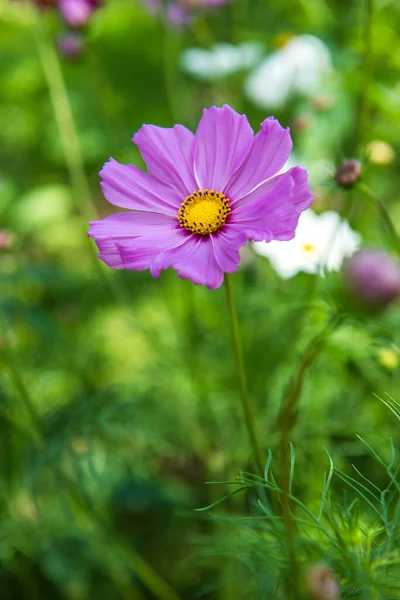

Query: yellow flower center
left=302, top=243, right=317, bottom=253
left=273, top=32, right=295, bottom=49
left=177, top=189, right=231, bottom=235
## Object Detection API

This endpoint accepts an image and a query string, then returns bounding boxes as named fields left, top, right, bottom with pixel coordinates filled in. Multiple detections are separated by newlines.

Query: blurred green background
left=1, top=0, right=400, bottom=598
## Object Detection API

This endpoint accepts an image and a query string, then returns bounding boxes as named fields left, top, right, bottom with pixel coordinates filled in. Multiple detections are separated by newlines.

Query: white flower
left=245, top=35, right=332, bottom=109
left=253, top=209, right=361, bottom=279
left=180, top=42, right=263, bottom=81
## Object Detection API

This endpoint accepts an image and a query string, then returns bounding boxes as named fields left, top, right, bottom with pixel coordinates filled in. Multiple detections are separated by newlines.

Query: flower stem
left=161, top=20, right=181, bottom=123
left=30, top=4, right=96, bottom=221
left=224, top=274, right=264, bottom=475
left=30, top=4, right=130, bottom=304
left=359, top=0, right=374, bottom=146
left=359, top=182, right=400, bottom=254
left=277, top=315, right=342, bottom=597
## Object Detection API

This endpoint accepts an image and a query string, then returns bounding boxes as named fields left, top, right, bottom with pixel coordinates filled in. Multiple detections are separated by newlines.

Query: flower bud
left=344, top=248, right=400, bottom=309
left=290, top=114, right=313, bottom=133
left=311, top=93, right=335, bottom=111
left=306, top=565, right=340, bottom=600
left=378, top=347, right=399, bottom=371
left=334, top=159, right=362, bottom=188
left=366, top=140, right=395, bottom=165
left=57, top=32, right=84, bottom=59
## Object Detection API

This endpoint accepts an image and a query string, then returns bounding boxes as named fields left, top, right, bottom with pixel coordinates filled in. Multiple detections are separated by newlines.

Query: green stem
left=359, top=182, right=400, bottom=254
left=31, top=4, right=130, bottom=304
left=359, top=0, right=373, bottom=146
left=161, top=20, right=181, bottom=123
left=277, top=315, right=342, bottom=598
left=224, top=274, right=264, bottom=475
left=30, top=4, right=96, bottom=221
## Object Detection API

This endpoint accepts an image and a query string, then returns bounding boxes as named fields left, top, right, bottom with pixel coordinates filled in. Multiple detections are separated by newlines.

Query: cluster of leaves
left=196, top=398, right=400, bottom=598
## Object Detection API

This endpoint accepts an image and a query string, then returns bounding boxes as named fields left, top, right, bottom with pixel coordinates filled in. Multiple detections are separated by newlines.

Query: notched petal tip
left=99, top=157, right=117, bottom=178
left=288, top=166, right=314, bottom=212
left=202, top=103, right=246, bottom=119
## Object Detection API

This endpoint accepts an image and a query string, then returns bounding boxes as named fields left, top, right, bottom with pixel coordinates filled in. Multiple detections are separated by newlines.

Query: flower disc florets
left=178, top=189, right=231, bottom=235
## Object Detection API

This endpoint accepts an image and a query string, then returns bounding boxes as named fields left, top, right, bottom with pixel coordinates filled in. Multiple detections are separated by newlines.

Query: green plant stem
left=359, top=182, right=400, bottom=254
left=30, top=4, right=130, bottom=304
left=359, top=0, right=374, bottom=146
left=2, top=322, right=181, bottom=600
left=30, top=4, right=96, bottom=221
left=277, top=316, right=342, bottom=598
left=224, top=274, right=264, bottom=475
left=161, top=20, right=181, bottom=123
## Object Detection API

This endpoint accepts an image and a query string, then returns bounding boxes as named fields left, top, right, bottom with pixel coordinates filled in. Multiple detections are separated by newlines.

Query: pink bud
left=344, top=248, right=400, bottom=309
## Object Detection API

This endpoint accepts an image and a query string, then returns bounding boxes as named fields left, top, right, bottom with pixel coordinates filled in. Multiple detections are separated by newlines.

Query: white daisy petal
left=253, top=209, right=361, bottom=279
left=245, top=34, right=332, bottom=109
left=180, top=42, right=263, bottom=81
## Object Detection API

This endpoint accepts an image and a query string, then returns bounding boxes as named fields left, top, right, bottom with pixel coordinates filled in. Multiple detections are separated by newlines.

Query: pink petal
left=151, top=235, right=224, bottom=290
left=211, top=227, right=247, bottom=273
left=88, top=212, right=180, bottom=269
left=133, top=124, right=197, bottom=196
left=100, top=158, right=181, bottom=215
left=194, top=105, right=254, bottom=192
left=116, top=232, right=182, bottom=271
left=230, top=172, right=299, bottom=242
left=226, top=117, right=292, bottom=202
left=287, top=166, right=313, bottom=212
left=234, top=166, right=313, bottom=211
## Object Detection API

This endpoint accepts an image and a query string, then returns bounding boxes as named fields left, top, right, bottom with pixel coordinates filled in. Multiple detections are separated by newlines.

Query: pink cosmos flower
left=88, top=105, right=313, bottom=290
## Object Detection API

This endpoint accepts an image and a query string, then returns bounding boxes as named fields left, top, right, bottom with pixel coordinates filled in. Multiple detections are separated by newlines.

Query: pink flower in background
left=59, top=0, right=99, bottom=26
left=144, top=0, right=228, bottom=26
left=88, top=105, right=312, bottom=290
left=57, top=32, right=85, bottom=58
left=35, top=0, right=100, bottom=27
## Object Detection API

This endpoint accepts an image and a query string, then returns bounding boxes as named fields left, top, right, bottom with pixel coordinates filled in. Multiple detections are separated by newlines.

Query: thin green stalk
left=161, top=20, right=181, bottom=123
left=277, top=315, right=342, bottom=598
left=230, top=0, right=247, bottom=44
left=30, top=3, right=130, bottom=304
left=359, top=182, right=400, bottom=254
left=224, top=274, right=264, bottom=475
left=359, top=0, right=374, bottom=146
left=30, top=3, right=96, bottom=221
